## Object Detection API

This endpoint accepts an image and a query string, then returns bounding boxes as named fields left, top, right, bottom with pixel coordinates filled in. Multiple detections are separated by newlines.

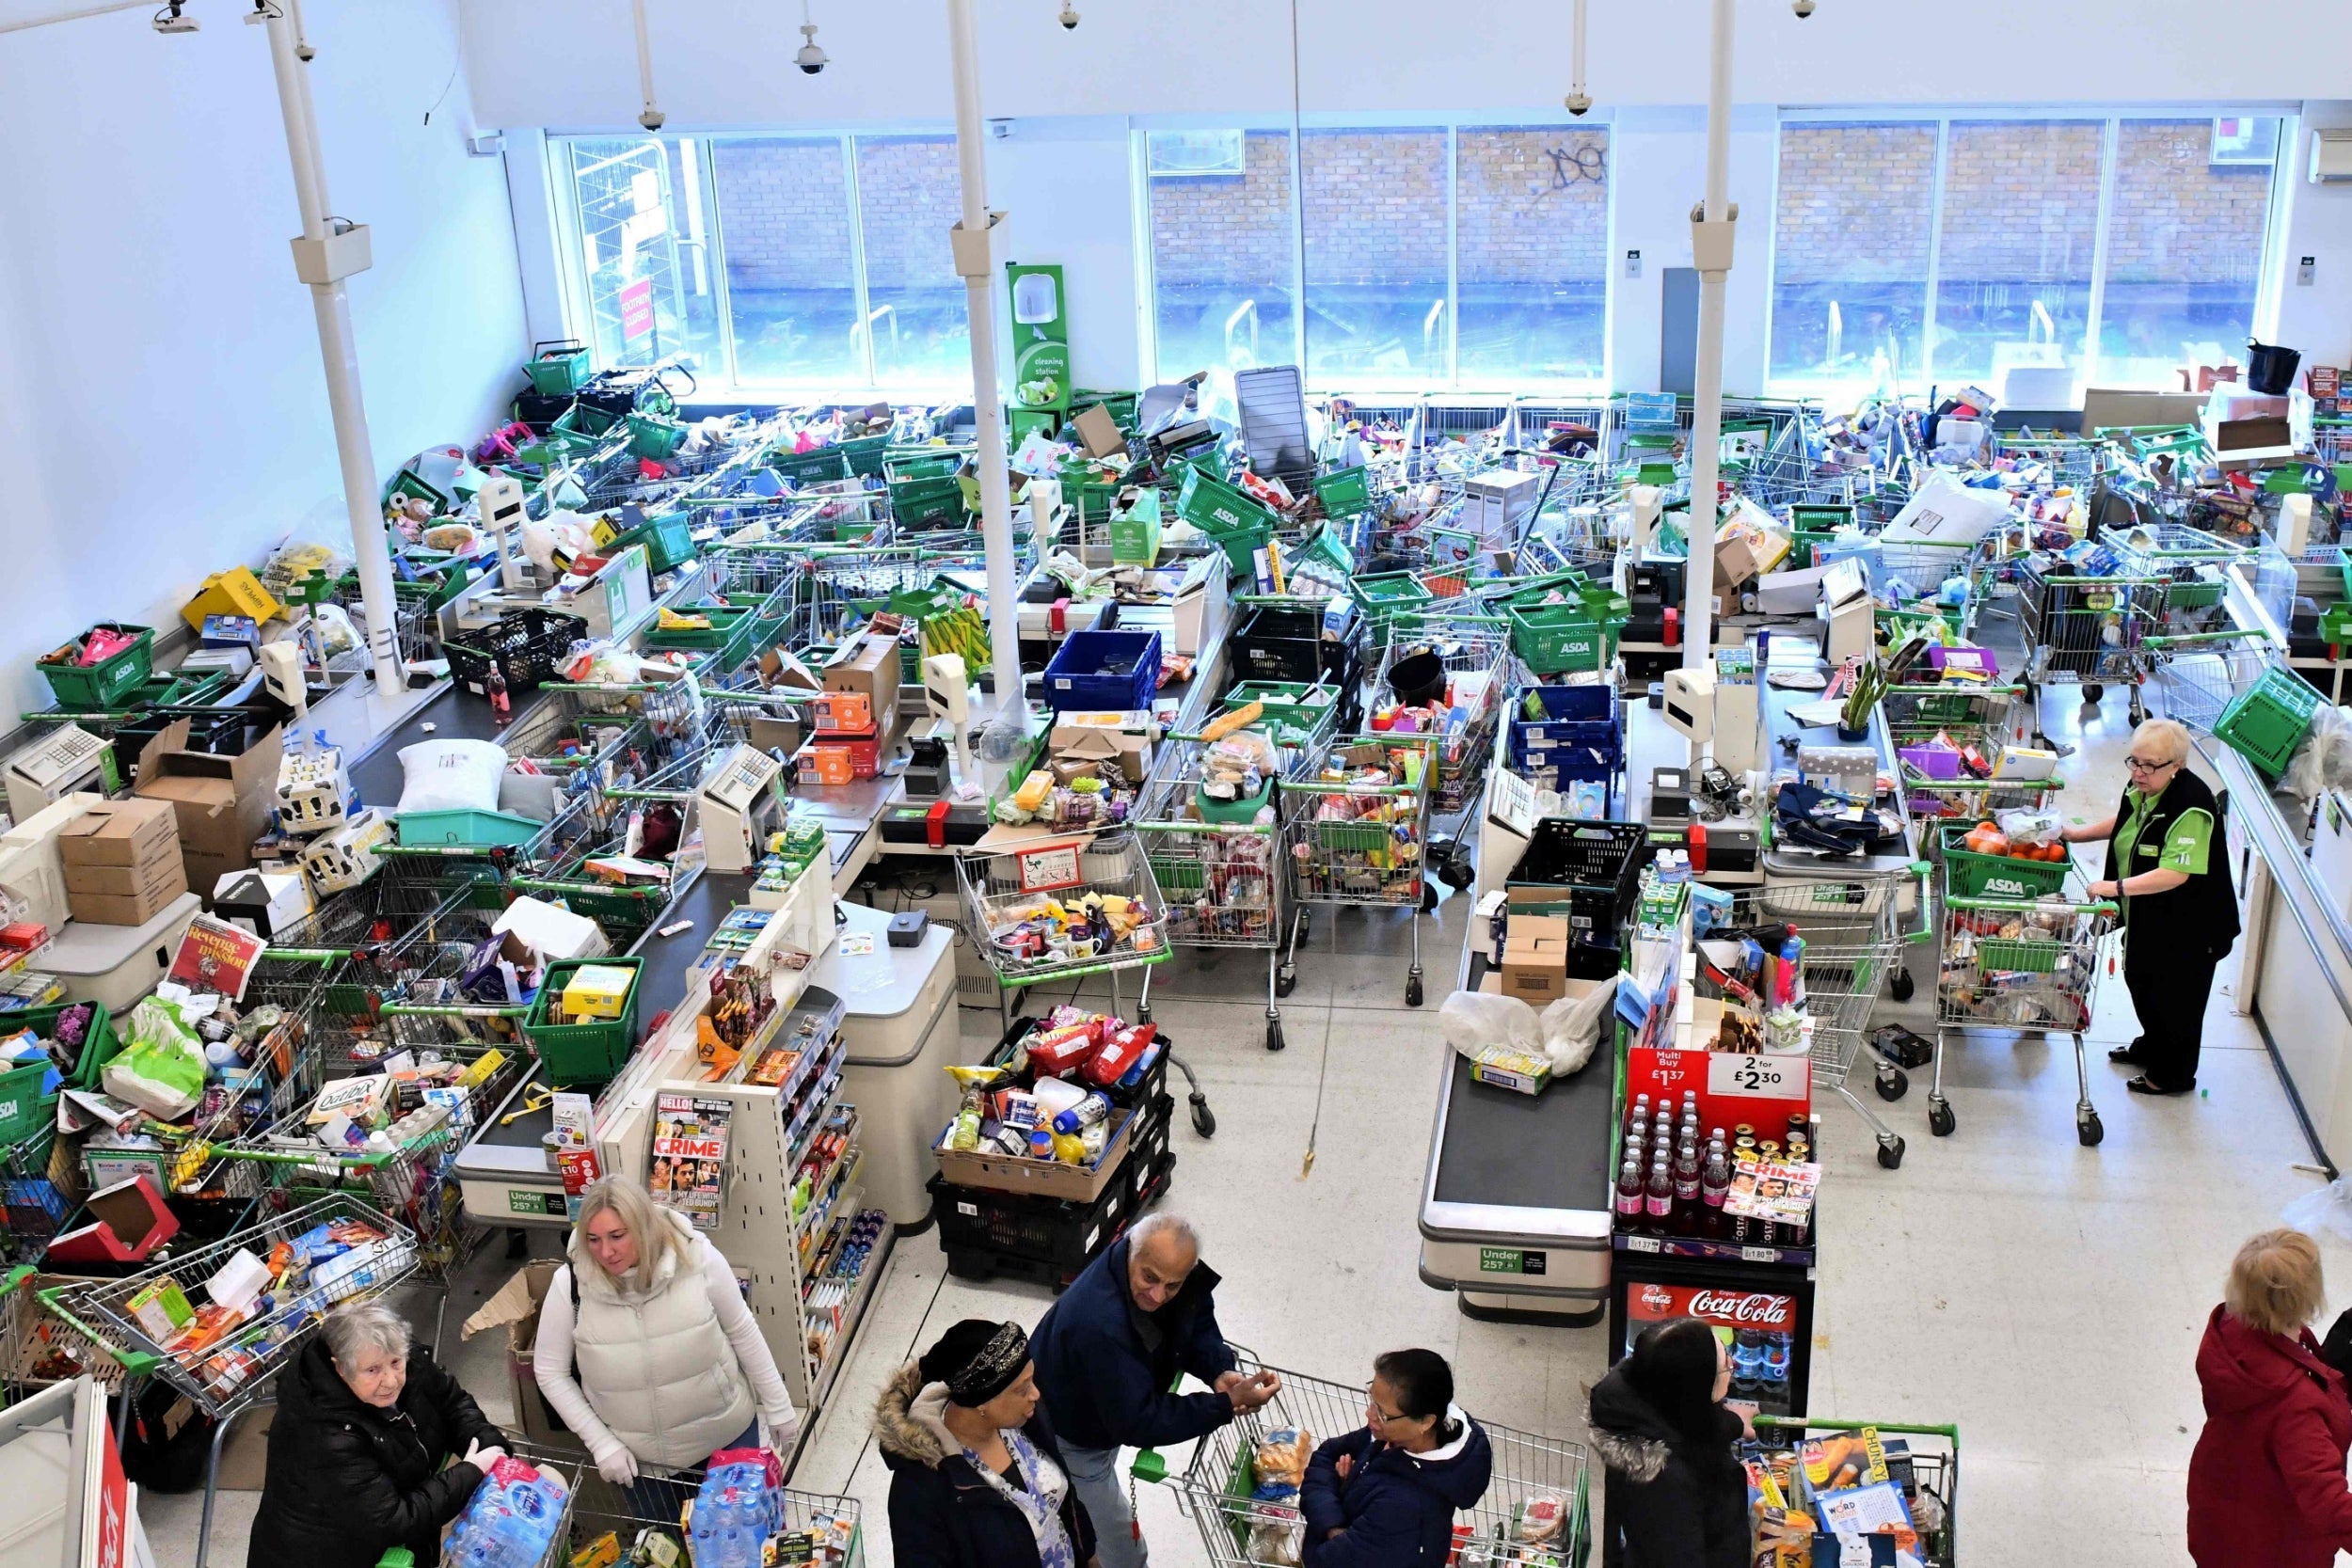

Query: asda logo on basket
left=1981, top=873, right=2033, bottom=899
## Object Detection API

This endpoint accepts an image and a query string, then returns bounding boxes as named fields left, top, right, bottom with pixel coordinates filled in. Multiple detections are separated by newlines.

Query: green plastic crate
left=12, top=1000, right=122, bottom=1092
left=644, top=603, right=757, bottom=652
left=524, top=341, right=591, bottom=397
left=38, top=623, right=155, bottom=709
left=1348, top=571, right=1435, bottom=626
left=1938, top=823, right=2072, bottom=899
left=526, top=958, right=644, bottom=1087
left=2323, top=605, right=2352, bottom=647
left=1176, top=467, right=1276, bottom=569
left=627, top=413, right=687, bottom=461
left=608, top=511, right=699, bottom=575
left=1314, top=465, right=1374, bottom=519
left=769, top=446, right=852, bottom=486
left=1978, top=936, right=2065, bottom=974
left=839, top=434, right=891, bottom=477
left=1509, top=605, right=1617, bottom=675
left=1220, top=681, right=1336, bottom=745
left=396, top=809, right=543, bottom=849
left=2215, top=665, right=2323, bottom=779
left=0, top=1054, right=51, bottom=1146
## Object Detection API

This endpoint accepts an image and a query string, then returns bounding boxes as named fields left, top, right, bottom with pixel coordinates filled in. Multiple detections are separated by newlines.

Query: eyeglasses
left=1365, top=1386, right=1407, bottom=1424
left=2125, top=755, right=2177, bottom=774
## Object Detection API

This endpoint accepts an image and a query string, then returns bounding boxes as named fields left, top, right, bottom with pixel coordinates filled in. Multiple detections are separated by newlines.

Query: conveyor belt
left=348, top=682, right=537, bottom=812
left=628, top=868, right=756, bottom=1024
left=1431, top=1044, right=1613, bottom=1212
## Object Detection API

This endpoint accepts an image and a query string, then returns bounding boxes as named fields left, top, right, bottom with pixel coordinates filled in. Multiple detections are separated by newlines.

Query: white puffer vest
left=567, top=1210, right=754, bottom=1469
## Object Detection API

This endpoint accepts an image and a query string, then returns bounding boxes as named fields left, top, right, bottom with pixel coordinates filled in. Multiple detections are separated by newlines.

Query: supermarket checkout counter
left=1757, top=654, right=1916, bottom=881
left=819, top=901, right=960, bottom=1232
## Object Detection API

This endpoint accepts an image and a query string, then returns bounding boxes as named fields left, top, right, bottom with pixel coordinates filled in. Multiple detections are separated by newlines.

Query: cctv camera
left=1057, top=2, right=1079, bottom=27
left=796, top=22, right=828, bottom=73
left=639, top=106, right=666, bottom=131
left=152, top=2, right=199, bottom=33
left=1565, top=91, right=1593, bottom=117
left=1792, top=0, right=1816, bottom=15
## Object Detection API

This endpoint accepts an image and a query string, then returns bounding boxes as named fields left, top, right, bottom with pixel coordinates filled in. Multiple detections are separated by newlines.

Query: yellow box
left=562, top=964, right=636, bottom=1022
left=182, top=566, right=283, bottom=630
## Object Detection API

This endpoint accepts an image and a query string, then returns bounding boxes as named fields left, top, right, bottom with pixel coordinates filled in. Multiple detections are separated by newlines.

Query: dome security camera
left=1792, top=0, right=1816, bottom=15
left=639, top=106, right=666, bottom=130
left=1565, top=91, right=1593, bottom=116
left=1057, top=2, right=1079, bottom=27
left=796, top=22, right=828, bottom=73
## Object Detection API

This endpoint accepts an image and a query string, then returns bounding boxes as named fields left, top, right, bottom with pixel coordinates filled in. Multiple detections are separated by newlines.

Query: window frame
left=1764, top=104, right=2299, bottom=401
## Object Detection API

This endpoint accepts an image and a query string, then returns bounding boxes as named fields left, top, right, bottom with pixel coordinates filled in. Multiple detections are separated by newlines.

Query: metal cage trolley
left=958, top=831, right=1174, bottom=1030
left=1374, top=616, right=1514, bottom=898
left=1139, top=1355, right=1590, bottom=1568
left=1931, top=844, right=2120, bottom=1148
left=2013, top=560, right=2167, bottom=738
left=1280, top=735, right=1438, bottom=1007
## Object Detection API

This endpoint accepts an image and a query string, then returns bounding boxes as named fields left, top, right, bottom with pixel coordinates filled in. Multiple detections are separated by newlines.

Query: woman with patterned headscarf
left=876, top=1318, right=1100, bottom=1568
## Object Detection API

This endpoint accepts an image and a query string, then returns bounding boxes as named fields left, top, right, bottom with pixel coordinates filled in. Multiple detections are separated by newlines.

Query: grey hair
left=2131, top=717, right=2192, bottom=767
left=1130, top=1212, right=1199, bottom=1256
left=323, top=1300, right=412, bottom=1369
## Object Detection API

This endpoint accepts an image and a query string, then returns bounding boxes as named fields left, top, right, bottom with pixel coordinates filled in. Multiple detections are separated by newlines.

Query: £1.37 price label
left=1707, top=1051, right=1810, bottom=1101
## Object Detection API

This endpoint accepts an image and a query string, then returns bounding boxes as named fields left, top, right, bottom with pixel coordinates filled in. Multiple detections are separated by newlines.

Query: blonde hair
left=574, top=1175, right=686, bottom=1295
left=2131, top=717, right=2192, bottom=768
left=2225, top=1228, right=2325, bottom=1337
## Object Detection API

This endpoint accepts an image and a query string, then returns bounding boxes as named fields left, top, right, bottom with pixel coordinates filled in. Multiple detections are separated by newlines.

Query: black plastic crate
left=939, top=1151, right=1174, bottom=1291
left=1228, top=601, right=1361, bottom=692
left=1506, top=819, right=1652, bottom=938
left=931, top=1167, right=1136, bottom=1276
left=445, top=609, right=587, bottom=699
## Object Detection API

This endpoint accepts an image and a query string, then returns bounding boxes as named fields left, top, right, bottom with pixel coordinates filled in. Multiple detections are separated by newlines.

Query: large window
left=1768, top=113, right=2283, bottom=399
left=554, top=132, right=971, bottom=394
left=1143, top=123, right=1612, bottom=390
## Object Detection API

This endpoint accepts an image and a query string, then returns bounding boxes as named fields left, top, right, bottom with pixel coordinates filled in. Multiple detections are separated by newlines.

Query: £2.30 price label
left=1707, top=1052, right=1811, bottom=1101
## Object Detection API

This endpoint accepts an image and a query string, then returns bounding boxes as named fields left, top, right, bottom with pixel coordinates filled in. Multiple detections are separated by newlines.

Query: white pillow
left=396, top=739, right=507, bottom=816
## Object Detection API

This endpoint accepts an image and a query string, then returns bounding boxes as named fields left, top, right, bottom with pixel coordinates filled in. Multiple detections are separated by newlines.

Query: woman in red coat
left=2187, top=1228, right=2352, bottom=1567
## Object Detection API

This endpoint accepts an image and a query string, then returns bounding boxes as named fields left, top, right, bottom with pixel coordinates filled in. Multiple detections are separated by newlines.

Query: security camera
left=795, top=22, right=828, bottom=73
left=1792, top=0, right=1816, bottom=15
left=1565, top=92, right=1593, bottom=117
left=1057, top=2, right=1079, bottom=27
left=152, top=2, right=199, bottom=33
left=639, top=106, right=666, bottom=131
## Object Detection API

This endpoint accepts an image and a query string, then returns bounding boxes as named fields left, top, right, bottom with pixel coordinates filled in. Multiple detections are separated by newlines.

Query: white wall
left=0, top=0, right=526, bottom=720
left=2274, top=105, right=2352, bottom=372
left=986, top=118, right=1147, bottom=396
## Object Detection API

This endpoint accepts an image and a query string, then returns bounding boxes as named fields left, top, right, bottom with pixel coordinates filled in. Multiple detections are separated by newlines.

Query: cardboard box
left=463, top=1260, right=568, bottom=1443
left=1714, top=532, right=1762, bottom=590
left=1054, top=726, right=1151, bottom=786
left=746, top=713, right=803, bottom=755
left=45, top=1174, right=180, bottom=1264
left=1752, top=565, right=1829, bottom=617
left=823, top=634, right=899, bottom=738
left=1499, top=913, right=1572, bottom=1003
left=134, top=719, right=284, bottom=893
left=211, top=867, right=314, bottom=942
left=57, top=799, right=187, bottom=926
left=935, top=1098, right=1138, bottom=1202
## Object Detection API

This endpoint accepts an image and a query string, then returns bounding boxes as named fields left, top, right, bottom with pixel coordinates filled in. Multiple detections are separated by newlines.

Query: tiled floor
left=141, top=653, right=2340, bottom=1568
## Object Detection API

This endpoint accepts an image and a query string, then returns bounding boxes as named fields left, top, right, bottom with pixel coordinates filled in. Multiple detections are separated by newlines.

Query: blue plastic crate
left=1041, top=629, right=1162, bottom=711
left=1508, top=684, right=1622, bottom=765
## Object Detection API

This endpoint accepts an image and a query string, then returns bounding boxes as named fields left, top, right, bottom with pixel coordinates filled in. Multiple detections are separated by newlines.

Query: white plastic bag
left=397, top=739, right=508, bottom=815
left=1439, top=990, right=1541, bottom=1060
left=1537, top=975, right=1619, bottom=1078
left=2284, top=1177, right=2352, bottom=1246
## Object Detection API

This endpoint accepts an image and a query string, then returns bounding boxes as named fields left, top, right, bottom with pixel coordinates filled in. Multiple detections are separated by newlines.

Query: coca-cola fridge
left=1607, top=1252, right=1816, bottom=1420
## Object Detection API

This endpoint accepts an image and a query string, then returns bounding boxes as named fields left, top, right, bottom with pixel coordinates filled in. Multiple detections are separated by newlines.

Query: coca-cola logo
left=1688, top=1290, right=1792, bottom=1326
left=1637, top=1285, right=1675, bottom=1313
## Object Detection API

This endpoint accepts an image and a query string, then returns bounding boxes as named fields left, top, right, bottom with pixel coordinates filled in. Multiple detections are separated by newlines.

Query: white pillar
left=262, top=6, right=404, bottom=698
left=945, top=0, right=1025, bottom=719
left=1680, top=0, right=1739, bottom=673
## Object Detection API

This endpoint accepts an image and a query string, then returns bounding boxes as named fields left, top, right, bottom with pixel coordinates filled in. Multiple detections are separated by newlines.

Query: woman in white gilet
left=536, top=1177, right=800, bottom=1502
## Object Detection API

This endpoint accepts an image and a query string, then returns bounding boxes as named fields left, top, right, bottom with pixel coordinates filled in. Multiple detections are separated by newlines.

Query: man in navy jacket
left=1030, top=1213, right=1280, bottom=1568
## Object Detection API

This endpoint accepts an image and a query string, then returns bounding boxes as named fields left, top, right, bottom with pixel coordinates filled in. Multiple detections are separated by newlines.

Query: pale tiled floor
left=144, top=654, right=2343, bottom=1568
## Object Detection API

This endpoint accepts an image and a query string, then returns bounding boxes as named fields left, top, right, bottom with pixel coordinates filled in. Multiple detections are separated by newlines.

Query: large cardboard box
left=57, top=799, right=187, bottom=926
left=1714, top=532, right=1762, bottom=590
left=824, top=634, right=899, bottom=738
left=134, top=719, right=284, bottom=893
left=463, top=1260, right=568, bottom=1443
left=1753, top=565, right=1829, bottom=617
left=935, top=1101, right=1139, bottom=1202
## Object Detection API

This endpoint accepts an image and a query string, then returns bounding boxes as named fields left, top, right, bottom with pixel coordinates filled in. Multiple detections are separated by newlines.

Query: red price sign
left=1626, top=1045, right=1810, bottom=1140
left=618, top=277, right=656, bottom=341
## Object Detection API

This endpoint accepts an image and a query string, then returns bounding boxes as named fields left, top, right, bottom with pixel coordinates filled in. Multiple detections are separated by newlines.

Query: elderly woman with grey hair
left=246, top=1300, right=506, bottom=1568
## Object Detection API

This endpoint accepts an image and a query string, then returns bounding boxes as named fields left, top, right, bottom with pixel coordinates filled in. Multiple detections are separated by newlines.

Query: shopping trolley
left=1132, top=705, right=1338, bottom=1053
left=2, top=1263, right=125, bottom=1406
left=1749, top=1418, right=1960, bottom=1568
left=0, top=1127, right=77, bottom=1268
left=1692, top=872, right=1926, bottom=1170
left=2148, top=630, right=2285, bottom=736
left=556, top=1466, right=863, bottom=1568
left=1281, top=736, right=1436, bottom=1007
left=362, top=1438, right=588, bottom=1568
left=2014, top=560, right=2166, bottom=738
left=40, top=1192, right=422, bottom=1568
left=1931, top=841, right=2119, bottom=1148
left=1374, top=616, right=1513, bottom=895
left=1137, top=1354, right=1590, bottom=1568
left=1889, top=718, right=2066, bottom=855
left=958, top=831, right=1173, bottom=1030
left=2102, top=520, right=2251, bottom=634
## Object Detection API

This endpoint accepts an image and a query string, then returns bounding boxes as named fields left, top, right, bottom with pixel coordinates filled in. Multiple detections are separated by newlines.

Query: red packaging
left=1026, top=1022, right=1102, bottom=1078
left=1086, top=1022, right=1157, bottom=1086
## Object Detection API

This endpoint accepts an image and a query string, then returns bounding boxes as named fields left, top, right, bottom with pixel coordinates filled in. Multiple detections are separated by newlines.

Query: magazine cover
left=648, top=1092, right=732, bottom=1230
left=167, top=913, right=269, bottom=1002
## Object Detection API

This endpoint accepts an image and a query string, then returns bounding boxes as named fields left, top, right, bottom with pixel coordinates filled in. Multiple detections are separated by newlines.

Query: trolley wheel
left=1876, top=1135, right=1905, bottom=1170
left=1137, top=1002, right=1152, bottom=1025
left=1439, top=845, right=1477, bottom=890
left=1888, top=967, right=1914, bottom=1003
left=1421, top=881, right=1440, bottom=913
left=1275, top=964, right=1296, bottom=999
left=1406, top=974, right=1425, bottom=1008
left=2078, top=1110, right=2105, bottom=1148
left=1265, top=1019, right=1285, bottom=1053
left=1189, top=1092, right=1216, bottom=1139
left=2083, top=683, right=2105, bottom=704
left=1296, top=911, right=1311, bottom=942
left=1876, top=1066, right=1908, bottom=1101
left=1928, top=1100, right=1957, bottom=1138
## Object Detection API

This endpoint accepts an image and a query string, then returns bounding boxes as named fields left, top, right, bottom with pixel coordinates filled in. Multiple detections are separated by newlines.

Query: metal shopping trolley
left=2103, top=520, right=2252, bottom=634
left=1931, top=842, right=2119, bottom=1148
left=2013, top=559, right=2166, bottom=738
left=1281, top=735, right=1437, bottom=1007
left=958, top=831, right=1174, bottom=1031
left=1138, top=1354, right=1590, bottom=1568
left=1889, top=716, right=2067, bottom=858
left=2147, top=630, right=2284, bottom=736
left=1692, top=872, right=1926, bottom=1170
left=557, top=1468, right=864, bottom=1568
left=40, top=1192, right=423, bottom=1568
left=1749, top=1418, right=1960, bottom=1568
left=1374, top=614, right=1514, bottom=895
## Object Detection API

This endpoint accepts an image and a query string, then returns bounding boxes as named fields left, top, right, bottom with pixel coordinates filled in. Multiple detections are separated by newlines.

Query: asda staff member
left=2060, top=718, right=2238, bottom=1097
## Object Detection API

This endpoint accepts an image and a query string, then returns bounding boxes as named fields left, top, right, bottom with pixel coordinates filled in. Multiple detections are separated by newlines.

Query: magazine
left=168, top=914, right=268, bottom=1002
left=1723, top=1157, right=1820, bottom=1226
left=648, top=1092, right=732, bottom=1231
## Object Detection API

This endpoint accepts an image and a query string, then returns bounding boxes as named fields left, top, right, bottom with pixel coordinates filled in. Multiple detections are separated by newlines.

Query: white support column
left=1679, top=0, right=1739, bottom=673
left=945, top=0, right=1025, bottom=721
left=261, top=4, right=404, bottom=698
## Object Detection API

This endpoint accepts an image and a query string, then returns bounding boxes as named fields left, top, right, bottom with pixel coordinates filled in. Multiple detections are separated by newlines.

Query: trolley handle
left=378, top=1002, right=532, bottom=1021
left=34, top=1285, right=167, bottom=1376
left=1945, top=892, right=2119, bottom=917
left=2141, top=628, right=2279, bottom=651
left=255, top=947, right=345, bottom=966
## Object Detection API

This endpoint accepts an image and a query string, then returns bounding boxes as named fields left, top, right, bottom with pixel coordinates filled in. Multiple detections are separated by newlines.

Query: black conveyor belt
left=348, top=683, right=542, bottom=813
left=474, top=1067, right=555, bottom=1152
left=1431, top=958, right=1614, bottom=1212
left=628, top=870, right=757, bottom=1025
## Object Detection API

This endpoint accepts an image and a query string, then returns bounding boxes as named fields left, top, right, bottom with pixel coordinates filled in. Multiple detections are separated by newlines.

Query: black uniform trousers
left=2122, top=925, right=2217, bottom=1092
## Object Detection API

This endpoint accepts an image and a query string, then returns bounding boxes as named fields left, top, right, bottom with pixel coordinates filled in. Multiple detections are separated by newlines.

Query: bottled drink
left=1702, top=1142, right=1731, bottom=1212
left=1628, top=1111, right=1648, bottom=1150
left=1762, top=1332, right=1792, bottom=1408
left=1731, top=1328, right=1767, bottom=1403
left=1631, top=1093, right=1651, bottom=1123
left=1786, top=1113, right=1807, bottom=1148
left=1645, top=1160, right=1674, bottom=1227
left=1615, top=1159, right=1645, bottom=1222
left=1673, top=1141, right=1702, bottom=1206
